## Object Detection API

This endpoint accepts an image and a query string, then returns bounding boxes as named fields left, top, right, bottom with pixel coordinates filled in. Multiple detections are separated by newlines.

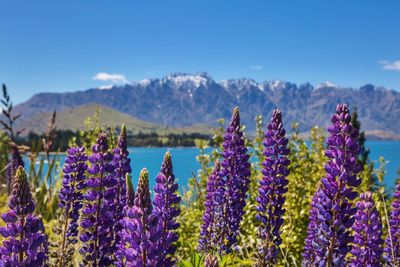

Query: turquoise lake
left=126, top=141, right=399, bottom=193
left=31, top=141, right=399, bottom=193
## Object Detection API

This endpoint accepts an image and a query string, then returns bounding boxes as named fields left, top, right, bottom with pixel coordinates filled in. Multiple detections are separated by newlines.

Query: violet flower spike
left=153, top=151, right=181, bottom=266
left=115, top=173, right=135, bottom=267
left=350, top=191, right=383, bottom=266
left=198, top=161, right=225, bottom=253
left=220, top=107, right=251, bottom=253
left=0, top=166, right=48, bottom=266
left=256, top=109, right=290, bottom=265
left=79, top=133, right=116, bottom=266
left=384, top=181, right=400, bottom=266
left=7, top=142, right=24, bottom=194
left=302, top=183, right=322, bottom=265
left=119, top=168, right=159, bottom=266
left=112, top=125, right=132, bottom=255
left=302, top=104, right=362, bottom=266
left=57, top=146, right=87, bottom=266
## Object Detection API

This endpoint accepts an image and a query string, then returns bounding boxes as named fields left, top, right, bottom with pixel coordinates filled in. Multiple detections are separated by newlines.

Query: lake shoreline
left=23, top=142, right=399, bottom=193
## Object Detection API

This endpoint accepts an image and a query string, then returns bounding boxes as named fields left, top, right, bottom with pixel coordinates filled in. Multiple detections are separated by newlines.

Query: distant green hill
left=17, top=104, right=212, bottom=135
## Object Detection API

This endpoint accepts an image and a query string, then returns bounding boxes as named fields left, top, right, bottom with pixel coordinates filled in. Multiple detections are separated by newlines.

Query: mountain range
left=14, top=72, right=400, bottom=138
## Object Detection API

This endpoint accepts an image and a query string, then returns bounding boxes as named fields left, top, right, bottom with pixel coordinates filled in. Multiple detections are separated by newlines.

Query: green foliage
left=279, top=124, right=326, bottom=266
left=0, top=131, right=9, bottom=192
left=351, top=107, right=369, bottom=166
left=212, top=118, right=225, bottom=151
left=195, top=140, right=212, bottom=192
left=176, top=119, right=225, bottom=263
left=254, top=115, right=265, bottom=167
left=368, top=157, right=391, bottom=237
left=26, top=139, right=61, bottom=221
left=177, top=252, right=253, bottom=267
left=0, top=84, right=24, bottom=141
left=178, top=252, right=204, bottom=267
left=75, top=109, right=103, bottom=150
left=176, top=202, right=204, bottom=262
left=236, top=189, right=258, bottom=261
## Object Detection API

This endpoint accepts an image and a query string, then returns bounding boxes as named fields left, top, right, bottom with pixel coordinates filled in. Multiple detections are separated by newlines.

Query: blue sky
left=1, top=1, right=399, bottom=104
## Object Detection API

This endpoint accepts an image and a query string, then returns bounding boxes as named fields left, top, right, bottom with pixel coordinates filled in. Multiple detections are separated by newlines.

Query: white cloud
left=379, top=60, right=400, bottom=71
left=92, top=72, right=128, bottom=83
left=250, top=65, right=264, bottom=70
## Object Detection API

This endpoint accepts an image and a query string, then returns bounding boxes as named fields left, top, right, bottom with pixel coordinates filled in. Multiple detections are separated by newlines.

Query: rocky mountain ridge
left=14, top=72, right=400, bottom=135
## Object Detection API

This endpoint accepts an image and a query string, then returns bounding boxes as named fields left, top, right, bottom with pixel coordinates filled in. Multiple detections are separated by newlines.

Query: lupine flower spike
left=153, top=151, right=181, bottom=266
left=0, top=166, right=48, bottom=266
left=350, top=191, right=383, bottom=266
left=384, top=180, right=400, bottom=266
left=303, top=104, right=362, bottom=266
left=79, top=133, right=116, bottom=266
left=7, top=143, right=24, bottom=194
left=112, top=125, right=132, bottom=255
left=115, top=173, right=135, bottom=267
left=256, top=109, right=290, bottom=266
left=220, top=107, right=251, bottom=253
left=198, top=161, right=224, bottom=253
left=119, top=168, right=159, bottom=266
left=302, top=182, right=322, bottom=264
left=56, top=146, right=87, bottom=266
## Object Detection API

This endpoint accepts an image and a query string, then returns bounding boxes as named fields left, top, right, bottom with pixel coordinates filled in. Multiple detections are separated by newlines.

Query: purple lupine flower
left=0, top=166, right=48, bottom=266
left=256, top=109, right=290, bottom=265
left=302, top=104, right=362, bottom=266
left=119, top=168, right=159, bottom=266
left=79, top=133, right=116, bottom=266
left=57, top=146, right=87, bottom=265
left=384, top=181, right=400, bottom=266
left=198, top=161, right=225, bottom=253
left=302, top=183, right=322, bottom=264
left=113, top=125, right=132, bottom=207
left=6, top=143, right=24, bottom=194
left=153, top=151, right=181, bottom=266
left=350, top=191, right=383, bottom=266
left=38, top=219, right=49, bottom=265
left=112, top=125, right=132, bottom=251
left=115, top=173, right=135, bottom=267
left=219, top=107, right=251, bottom=253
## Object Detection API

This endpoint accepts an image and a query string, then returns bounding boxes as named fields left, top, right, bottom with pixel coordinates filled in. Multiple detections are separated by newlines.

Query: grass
left=18, top=104, right=213, bottom=135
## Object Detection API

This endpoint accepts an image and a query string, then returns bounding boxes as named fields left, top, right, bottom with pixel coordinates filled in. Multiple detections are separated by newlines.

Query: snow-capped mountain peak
left=139, top=79, right=152, bottom=86
left=316, top=81, right=337, bottom=89
left=267, top=80, right=286, bottom=90
left=164, top=72, right=210, bottom=87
